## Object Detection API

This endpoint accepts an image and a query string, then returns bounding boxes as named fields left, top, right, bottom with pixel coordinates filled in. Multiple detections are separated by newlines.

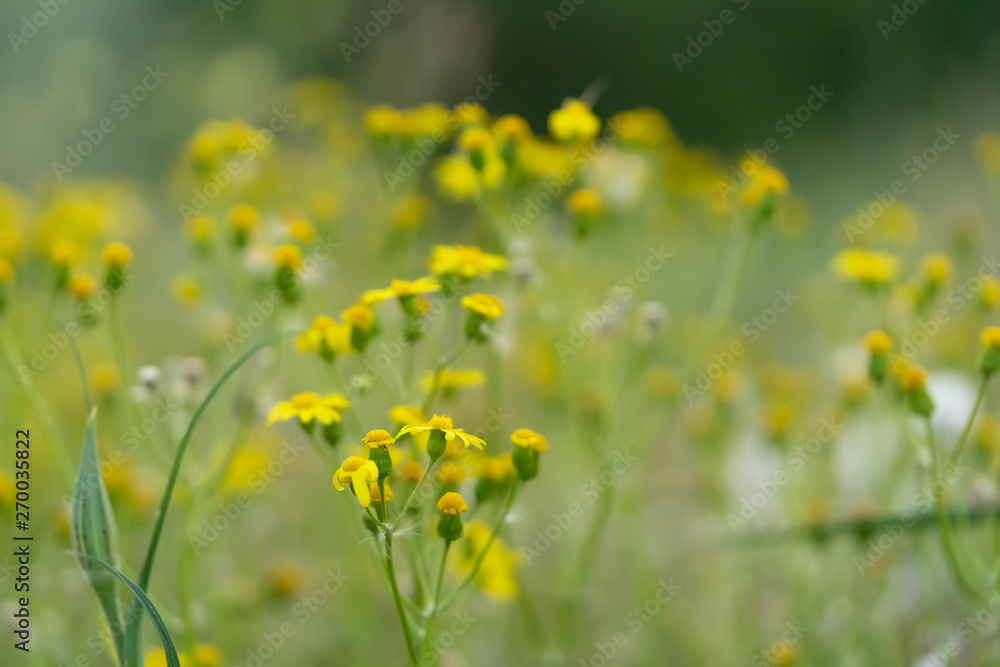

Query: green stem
left=422, top=339, right=474, bottom=415
left=385, top=532, right=419, bottom=664
left=439, top=479, right=519, bottom=612
left=421, top=541, right=451, bottom=662
left=389, top=458, right=440, bottom=532
left=948, top=374, right=991, bottom=468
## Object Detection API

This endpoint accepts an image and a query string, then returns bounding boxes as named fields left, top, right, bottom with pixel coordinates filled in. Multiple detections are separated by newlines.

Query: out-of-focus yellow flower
left=476, top=454, right=515, bottom=481
left=365, top=104, right=404, bottom=138
left=395, top=460, right=424, bottom=482
left=0, top=259, right=12, bottom=283
left=511, top=428, right=548, bottom=452
left=421, top=368, right=485, bottom=394
left=273, top=244, right=303, bottom=270
left=453, top=103, right=489, bottom=126
left=864, top=330, right=892, bottom=356
left=610, top=107, right=675, bottom=147
left=389, top=405, right=425, bottom=427
left=975, top=130, right=1000, bottom=175
left=90, top=362, right=121, bottom=395
left=516, top=139, right=571, bottom=177
left=333, top=456, right=380, bottom=507
left=342, top=304, right=375, bottom=331
left=435, top=156, right=481, bottom=200
left=49, top=240, right=81, bottom=267
left=921, top=253, right=952, bottom=286
left=567, top=188, right=603, bottom=216
left=548, top=99, right=600, bottom=143
left=68, top=273, right=97, bottom=300
left=102, top=242, right=132, bottom=268
left=369, top=481, right=393, bottom=503
left=145, top=649, right=192, bottom=667
left=222, top=446, right=270, bottom=492
left=229, top=204, right=259, bottom=233
left=980, top=277, right=1000, bottom=308
left=429, top=245, right=506, bottom=280
left=296, top=316, right=352, bottom=356
left=286, top=219, right=316, bottom=242
left=193, top=645, right=223, bottom=667
left=832, top=249, right=898, bottom=286
left=453, top=520, right=520, bottom=600
left=462, top=293, right=503, bottom=319
left=459, top=127, right=495, bottom=152
left=492, top=115, right=532, bottom=143
left=393, top=193, right=432, bottom=229
left=983, top=326, right=1000, bottom=349
left=899, top=364, right=928, bottom=391
left=309, top=191, right=342, bottom=222
left=739, top=160, right=789, bottom=208
left=267, top=561, right=307, bottom=597
left=396, top=414, right=487, bottom=450
left=437, top=461, right=466, bottom=485
left=171, top=275, right=203, bottom=305
left=186, top=215, right=214, bottom=243
left=362, top=277, right=440, bottom=305
left=402, top=103, right=450, bottom=139
left=267, top=392, right=351, bottom=426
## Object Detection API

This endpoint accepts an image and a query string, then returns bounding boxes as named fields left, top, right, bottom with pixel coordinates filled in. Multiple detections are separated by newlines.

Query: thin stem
left=422, top=541, right=451, bottom=659
left=422, top=339, right=474, bottom=414
left=389, top=458, right=439, bottom=532
left=439, top=479, right=519, bottom=612
left=948, top=374, right=991, bottom=468
left=385, top=532, right=419, bottom=664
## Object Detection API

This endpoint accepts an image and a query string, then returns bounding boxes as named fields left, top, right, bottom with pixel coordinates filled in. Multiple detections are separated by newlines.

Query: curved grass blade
left=123, top=331, right=295, bottom=663
left=73, top=552, right=182, bottom=667
left=71, top=408, right=125, bottom=663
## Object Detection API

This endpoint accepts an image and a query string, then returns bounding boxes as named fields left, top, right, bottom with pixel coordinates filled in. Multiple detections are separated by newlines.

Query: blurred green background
left=3, top=0, right=1000, bottom=221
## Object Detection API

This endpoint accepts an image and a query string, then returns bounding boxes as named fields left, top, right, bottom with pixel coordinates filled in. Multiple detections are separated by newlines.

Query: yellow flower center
left=362, top=429, right=394, bottom=448
left=436, top=491, right=469, bottom=515
left=339, top=456, right=367, bottom=473
left=428, top=415, right=454, bottom=430
left=291, top=393, right=319, bottom=409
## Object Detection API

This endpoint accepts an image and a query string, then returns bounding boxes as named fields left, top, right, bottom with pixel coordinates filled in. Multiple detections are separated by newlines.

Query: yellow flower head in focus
left=362, top=277, right=440, bottom=306
left=333, top=456, right=380, bottom=507
left=832, top=249, right=898, bottom=287
left=462, top=293, right=503, bottom=320
left=437, top=491, right=469, bottom=515
left=548, top=99, right=600, bottom=143
left=396, top=414, right=487, bottom=450
left=511, top=428, right=549, bottom=452
left=429, top=245, right=506, bottom=280
left=267, top=392, right=351, bottom=426
left=362, top=429, right=394, bottom=449
left=102, top=242, right=133, bottom=268
left=567, top=188, right=603, bottom=216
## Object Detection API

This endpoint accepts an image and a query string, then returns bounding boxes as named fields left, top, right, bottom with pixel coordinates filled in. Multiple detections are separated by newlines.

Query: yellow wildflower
left=832, top=249, right=898, bottom=286
left=437, top=491, right=469, bottom=515
left=333, top=456, right=380, bottom=507
left=267, top=392, right=351, bottom=426
left=548, top=99, right=600, bottom=143
left=462, top=293, right=504, bottom=319
left=362, top=277, right=440, bottom=305
left=511, top=428, right=549, bottom=452
left=429, top=245, right=506, bottom=279
left=396, top=414, right=487, bottom=450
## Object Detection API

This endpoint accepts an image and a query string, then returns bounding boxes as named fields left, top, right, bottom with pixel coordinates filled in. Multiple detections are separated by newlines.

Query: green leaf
left=71, top=408, right=126, bottom=663
left=73, top=552, right=182, bottom=667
